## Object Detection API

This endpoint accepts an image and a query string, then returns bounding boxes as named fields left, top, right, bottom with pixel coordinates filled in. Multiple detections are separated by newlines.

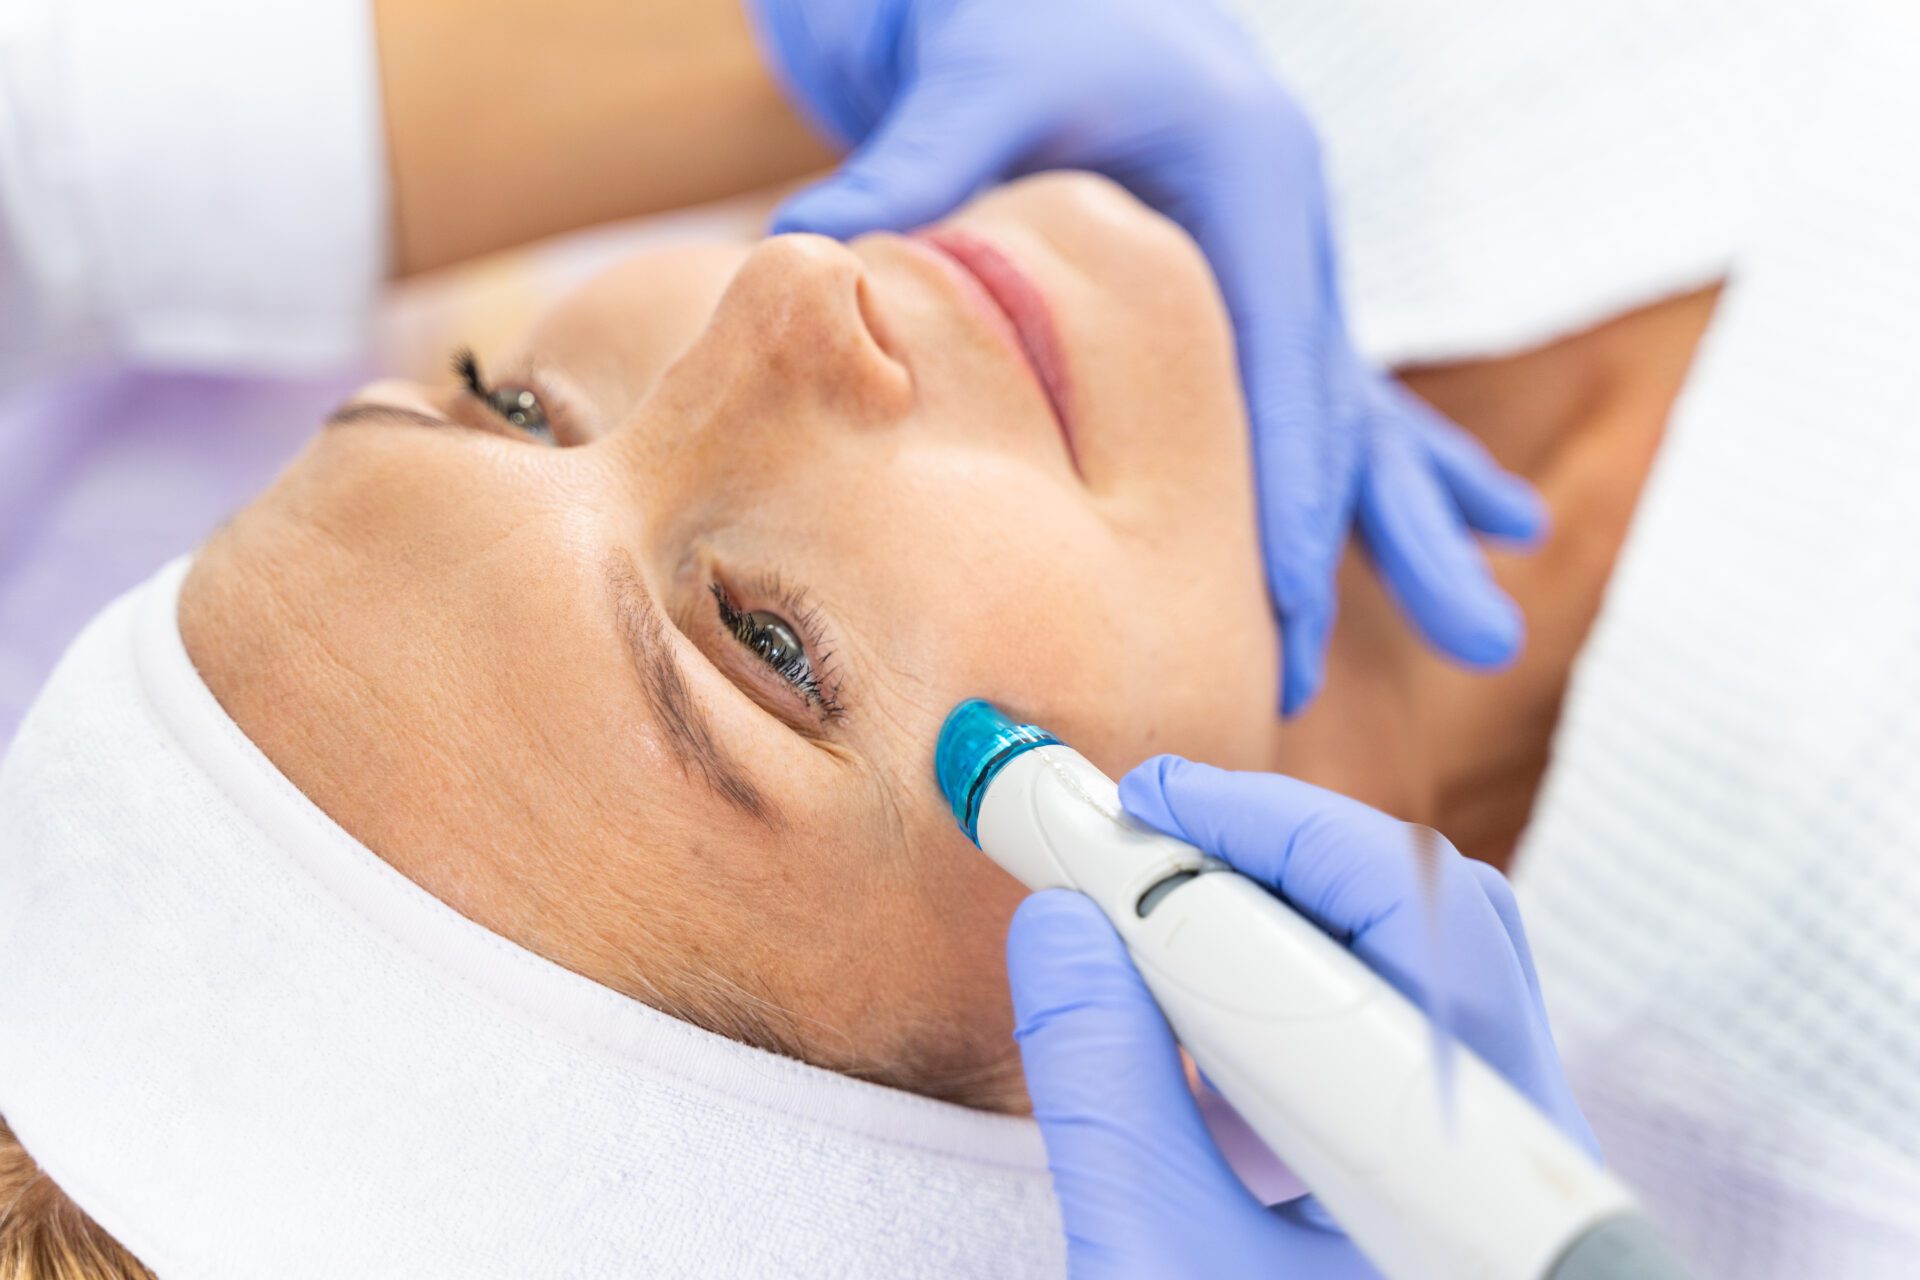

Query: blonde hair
left=0, top=1117, right=149, bottom=1280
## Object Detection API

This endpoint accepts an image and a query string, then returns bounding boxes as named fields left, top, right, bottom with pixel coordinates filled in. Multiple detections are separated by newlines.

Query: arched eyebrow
left=325, top=401, right=775, bottom=823
left=604, top=551, right=777, bottom=828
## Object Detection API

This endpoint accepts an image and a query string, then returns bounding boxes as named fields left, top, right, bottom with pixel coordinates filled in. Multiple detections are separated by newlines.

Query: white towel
left=1506, top=3, right=1920, bottom=1275
left=1226, top=0, right=1817, bottom=365
left=0, top=558, right=1064, bottom=1279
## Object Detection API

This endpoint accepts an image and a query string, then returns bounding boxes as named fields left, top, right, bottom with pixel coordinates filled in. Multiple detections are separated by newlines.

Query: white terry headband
left=0, top=560, right=1062, bottom=1279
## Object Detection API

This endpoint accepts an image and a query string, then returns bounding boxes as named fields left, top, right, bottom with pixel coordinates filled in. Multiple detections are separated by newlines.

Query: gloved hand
left=1006, top=755, right=1596, bottom=1278
left=749, top=0, right=1546, bottom=713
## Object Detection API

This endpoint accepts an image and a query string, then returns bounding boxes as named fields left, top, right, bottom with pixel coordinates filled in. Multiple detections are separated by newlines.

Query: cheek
left=845, top=460, right=1133, bottom=733
left=810, top=443, right=1274, bottom=785
left=739, top=442, right=1276, bottom=1070
left=752, top=740, right=1026, bottom=1079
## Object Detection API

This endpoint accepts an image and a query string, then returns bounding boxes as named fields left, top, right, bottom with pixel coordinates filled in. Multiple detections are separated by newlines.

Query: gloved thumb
left=773, top=64, right=1032, bottom=239
left=1007, top=891, right=1281, bottom=1273
left=1118, top=755, right=1560, bottom=1097
left=1118, top=754, right=1422, bottom=948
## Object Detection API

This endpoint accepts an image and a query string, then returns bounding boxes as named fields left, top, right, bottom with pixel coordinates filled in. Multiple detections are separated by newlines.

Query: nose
left=607, top=233, right=915, bottom=521
left=702, top=233, right=912, bottom=425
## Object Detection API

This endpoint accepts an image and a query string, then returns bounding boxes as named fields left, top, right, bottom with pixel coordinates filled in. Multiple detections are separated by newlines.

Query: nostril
left=854, top=273, right=904, bottom=365
left=851, top=273, right=914, bottom=416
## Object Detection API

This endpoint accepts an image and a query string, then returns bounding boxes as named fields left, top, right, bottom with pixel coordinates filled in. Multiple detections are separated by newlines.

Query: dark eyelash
left=711, top=581, right=846, bottom=723
left=453, top=346, right=489, bottom=400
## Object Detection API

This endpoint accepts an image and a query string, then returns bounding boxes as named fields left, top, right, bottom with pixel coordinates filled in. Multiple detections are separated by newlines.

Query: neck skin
left=1273, top=285, right=1720, bottom=867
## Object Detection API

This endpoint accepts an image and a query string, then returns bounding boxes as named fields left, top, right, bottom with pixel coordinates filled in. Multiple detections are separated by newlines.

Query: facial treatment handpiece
left=936, top=701, right=1691, bottom=1280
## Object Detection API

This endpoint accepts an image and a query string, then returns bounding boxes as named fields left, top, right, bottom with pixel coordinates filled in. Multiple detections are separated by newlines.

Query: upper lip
left=908, top=229, right=1080, bottom=477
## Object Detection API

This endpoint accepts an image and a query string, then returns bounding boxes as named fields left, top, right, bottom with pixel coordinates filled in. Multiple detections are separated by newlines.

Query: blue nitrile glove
left=1006, top=756, right=1596, bottom=1278
left=749, top=0, right=1547, bottom=714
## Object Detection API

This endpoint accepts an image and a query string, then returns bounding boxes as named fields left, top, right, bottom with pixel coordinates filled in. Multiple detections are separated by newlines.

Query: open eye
left=711, top=583, right=842, bottom=720
left=738, top=610, right=806, bottom=671
left=453, top=348, right=556, bottom=444
left=487, top=385, right=553, bottom=443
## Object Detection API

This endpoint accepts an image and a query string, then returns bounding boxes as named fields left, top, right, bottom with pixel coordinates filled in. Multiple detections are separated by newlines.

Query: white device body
left=977, top=744, right=1636, bottom=1280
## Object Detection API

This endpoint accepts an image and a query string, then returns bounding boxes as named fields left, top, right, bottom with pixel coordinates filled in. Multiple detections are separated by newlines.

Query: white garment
left=1507, top=4, right=1920, bottom=1275
left=0, top=0, right=1804, bottom=385
left=1226, top=0, right=1815, bottom=365
left=0, top=559, right=1064, bottom=1280
left=0, top=0, right=385, bottom=384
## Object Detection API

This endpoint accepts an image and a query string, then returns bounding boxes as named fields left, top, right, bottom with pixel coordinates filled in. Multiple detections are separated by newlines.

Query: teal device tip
left=935, top=699, right=1059, bottom=844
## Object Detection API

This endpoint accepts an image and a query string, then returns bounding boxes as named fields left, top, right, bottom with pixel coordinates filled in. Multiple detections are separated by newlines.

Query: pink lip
left=911, top=229, right=1080, bottom=476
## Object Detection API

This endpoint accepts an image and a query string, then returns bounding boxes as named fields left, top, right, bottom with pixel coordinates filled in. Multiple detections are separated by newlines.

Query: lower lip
left=912, top=229, right=1079, bottom=474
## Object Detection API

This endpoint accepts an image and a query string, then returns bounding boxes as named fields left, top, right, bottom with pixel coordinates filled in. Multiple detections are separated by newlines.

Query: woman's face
left=182, top=173, right=1278, bottom=1105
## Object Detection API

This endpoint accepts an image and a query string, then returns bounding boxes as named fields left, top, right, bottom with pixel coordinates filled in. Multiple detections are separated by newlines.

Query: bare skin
left=183, top=174, right=1275, bottom=1108
left=179, top=172, right=1716, bottom=1109
left=374, top=0, right=830, bottom=274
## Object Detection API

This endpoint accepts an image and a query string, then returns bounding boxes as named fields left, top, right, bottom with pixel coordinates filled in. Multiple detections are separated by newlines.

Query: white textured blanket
left=1511, top=6, right=1920, bottom=1274
left=1236, top=2, right=1920, bottom=1272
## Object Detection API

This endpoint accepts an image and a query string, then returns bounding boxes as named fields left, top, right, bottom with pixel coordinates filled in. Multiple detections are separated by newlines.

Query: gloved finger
left=1120, top=754, right=1587, bottom=1144
left=1185, top=176, right=1354, bottom=717
left=1117, top=757, right=1526, bottom=1000
left=1380, top=378, right=1547, bottom=544
left=1463, top=859, right=1545, bottom=1012
left=1118, top=756, right=1557, bottom=1092
left=1007, top=891, right=1281, bottom=1265
left=1280, top=597, right=1336, bottom=720
left=1118, top=755, right=1423, bottom=946
left=1121, top=759, right=1589, bottom=1128
left=1358, top=415, right=1524, bottom=670
left=771, top=64, right=1032, bottom=239
left=1458, top=863, right=1602, bottom=1154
